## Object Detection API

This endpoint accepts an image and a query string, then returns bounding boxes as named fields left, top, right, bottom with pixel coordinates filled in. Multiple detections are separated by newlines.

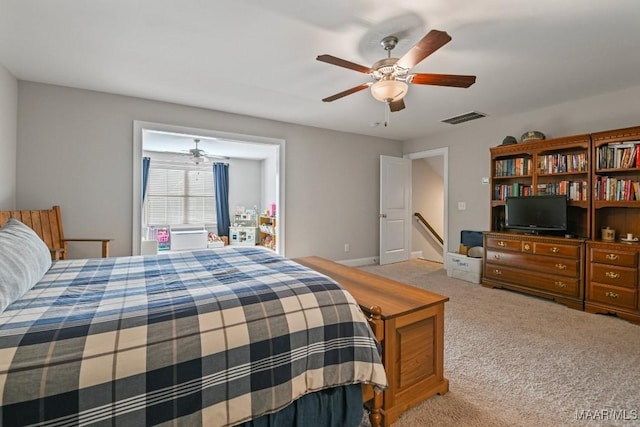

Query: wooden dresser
left=483, top=232, right=586, bottom=310
left=294, top=256, right=449, bottom=427
left=585, top=241, right=639, bottom=323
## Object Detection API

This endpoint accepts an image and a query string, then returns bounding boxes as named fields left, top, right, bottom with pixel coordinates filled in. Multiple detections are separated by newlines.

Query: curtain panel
left=142, top=157, right=151, bottom=202
left=214, top=163, right=230, bottom=236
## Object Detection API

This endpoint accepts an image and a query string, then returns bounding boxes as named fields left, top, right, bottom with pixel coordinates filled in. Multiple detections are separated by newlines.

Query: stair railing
left=414, top=212, right=443, bottom=245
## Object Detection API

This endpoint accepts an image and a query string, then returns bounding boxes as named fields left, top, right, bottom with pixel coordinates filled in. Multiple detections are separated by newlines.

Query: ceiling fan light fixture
left=191, top=155, right=209, bottom=165
left=370, top=79, right=408, bottom=103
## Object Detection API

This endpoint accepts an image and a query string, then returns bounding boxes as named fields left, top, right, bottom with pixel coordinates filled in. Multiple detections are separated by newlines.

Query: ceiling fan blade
left=410, top=73, right=476, bottom=88
left=316, top=54, right=372, bottom=74
left=322, top=84, right=370, bottom=102
left=395, top=30, right=452, bottom=70
left=389, top=99, right=405, bottom=112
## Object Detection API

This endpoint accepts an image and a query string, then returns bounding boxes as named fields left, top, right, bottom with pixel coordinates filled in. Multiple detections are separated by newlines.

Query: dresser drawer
left=590, top=264, right=636, bottom=289
left=486, top=249, right=579, bottom=278
left=588, top=283, right=637, bottom=310
left=485, top=237, right=521, bottom=251
left=534, top=242, right=580, bottom=259
left=590, top=248, right=638, bottom=268
left=485, top=263, right=580, bottom=297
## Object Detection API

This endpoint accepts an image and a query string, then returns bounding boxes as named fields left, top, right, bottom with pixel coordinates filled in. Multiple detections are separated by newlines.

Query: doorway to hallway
left=406, top=148, right=447, bottom=264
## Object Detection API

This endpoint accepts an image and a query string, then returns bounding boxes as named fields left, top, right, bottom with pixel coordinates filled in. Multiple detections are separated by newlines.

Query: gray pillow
left=0, top=218, right=52, bottom=313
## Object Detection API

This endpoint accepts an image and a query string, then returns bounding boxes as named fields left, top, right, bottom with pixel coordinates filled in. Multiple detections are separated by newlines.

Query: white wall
left=228, top=158, right=263, bottom=215
left=403, top=84, right=640, bottom=252
left=16, top=81, right=402, bottom=260
left=412, top=157, right=443, bottom=262
left=261, top=150, right=278, bottom=215
left=0, top=64, right=17, bottom=210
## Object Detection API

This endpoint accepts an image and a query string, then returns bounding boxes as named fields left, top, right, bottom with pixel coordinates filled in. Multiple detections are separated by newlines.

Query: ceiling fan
left=317, top=29, right=476, bottom=113
left=187, top=139, right=210, bottom=164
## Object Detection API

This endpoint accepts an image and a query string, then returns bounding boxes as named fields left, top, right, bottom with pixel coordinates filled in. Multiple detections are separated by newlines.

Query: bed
left=0, top=218, right=387, bottom=426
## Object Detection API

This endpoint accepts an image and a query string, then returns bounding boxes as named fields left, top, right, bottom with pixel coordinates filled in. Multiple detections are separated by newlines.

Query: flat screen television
left=505, top=195, right=567, bottom=233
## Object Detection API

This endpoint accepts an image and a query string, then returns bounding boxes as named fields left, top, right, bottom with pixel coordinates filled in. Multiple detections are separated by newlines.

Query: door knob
left=379, top=213, right=387, bottom=218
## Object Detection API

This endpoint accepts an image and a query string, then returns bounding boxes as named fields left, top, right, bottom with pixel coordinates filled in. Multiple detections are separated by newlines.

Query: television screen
left=505, top=195, right=567, bottom=233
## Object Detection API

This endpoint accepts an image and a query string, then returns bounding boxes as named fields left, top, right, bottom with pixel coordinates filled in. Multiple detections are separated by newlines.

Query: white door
left=380, top=155, right=411, bottom=265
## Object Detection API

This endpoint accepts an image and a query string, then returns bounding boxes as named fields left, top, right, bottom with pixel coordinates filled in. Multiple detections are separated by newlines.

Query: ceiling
left=2, top=0, right=640, bottom=141
left=142, top=129, right=277, bottom=160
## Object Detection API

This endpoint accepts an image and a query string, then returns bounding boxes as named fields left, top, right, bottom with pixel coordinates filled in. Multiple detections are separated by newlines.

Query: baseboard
left=337, top=253, right=443, bottom=267
left=337, top=256, right=379, bottom=267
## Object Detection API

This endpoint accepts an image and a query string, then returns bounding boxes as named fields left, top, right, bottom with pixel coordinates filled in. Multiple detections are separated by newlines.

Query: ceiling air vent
left=441, top=111, right=487, bottom=125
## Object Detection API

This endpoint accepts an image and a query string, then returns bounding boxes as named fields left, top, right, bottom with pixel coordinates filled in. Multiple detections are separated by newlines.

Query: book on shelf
left=594, top=176, right=640, bottom=201
left=494, top=183, right=532, bottom=200
left=537, top=180, right=587, bottom=201
left=597, top=141, right=640, bottom=169
left=537, top=152, right=587, bottom=174
left=494, top=157, right=532, bottom=176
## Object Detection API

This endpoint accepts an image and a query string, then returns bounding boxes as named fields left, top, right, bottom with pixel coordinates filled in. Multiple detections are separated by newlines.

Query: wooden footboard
left=294, top=257, right=449, bottom=427
left=362, top=306, right=383, bottom=427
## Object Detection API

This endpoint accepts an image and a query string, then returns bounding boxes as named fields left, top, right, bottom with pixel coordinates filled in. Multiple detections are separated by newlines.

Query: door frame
left=132, top=120, right=286, bottom=256
left=404, top=147, right=449, bottom=267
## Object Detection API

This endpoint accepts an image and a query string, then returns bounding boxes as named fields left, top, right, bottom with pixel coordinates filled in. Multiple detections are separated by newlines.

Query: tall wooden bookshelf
left=590, top=126, right=640, bottom=239
left=486, top=126, right=640, bottom=323
left=586, top=126, right=640, bottom=323
left=490, top=133, right=591, bottom=238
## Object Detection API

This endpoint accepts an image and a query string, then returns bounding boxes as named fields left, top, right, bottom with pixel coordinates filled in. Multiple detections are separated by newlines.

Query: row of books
left=493, top=181, right=588, bottom=201
left=597, top=141, right=640, bottom=169
left=537, top=181, right=588, bottom=201
left=493, top=183, right=533, bottom=200
left=494, top=157, right=532, bottom=177
left=594, top=176, right=640, bottom=201
left=537, top=153, right=588, bottom=174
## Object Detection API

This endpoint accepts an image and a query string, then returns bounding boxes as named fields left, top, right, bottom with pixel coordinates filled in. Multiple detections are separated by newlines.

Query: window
left=145, top=161, right=215, bottom=226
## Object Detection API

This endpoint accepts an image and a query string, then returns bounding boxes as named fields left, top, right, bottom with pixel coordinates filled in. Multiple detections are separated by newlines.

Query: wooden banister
left=414, top=212, right=443, bottom=245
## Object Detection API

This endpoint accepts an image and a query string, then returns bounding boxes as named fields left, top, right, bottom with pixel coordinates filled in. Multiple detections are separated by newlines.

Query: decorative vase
left=601, top=226, right=615, bottom=242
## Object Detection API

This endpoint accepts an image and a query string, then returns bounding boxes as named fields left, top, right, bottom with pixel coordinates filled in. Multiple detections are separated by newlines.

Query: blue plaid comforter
left=0, top=247, right=387, bottom=426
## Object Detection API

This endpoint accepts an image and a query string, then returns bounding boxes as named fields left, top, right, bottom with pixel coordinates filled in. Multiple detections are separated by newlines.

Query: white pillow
left=0, top=218, right=52, bottom=313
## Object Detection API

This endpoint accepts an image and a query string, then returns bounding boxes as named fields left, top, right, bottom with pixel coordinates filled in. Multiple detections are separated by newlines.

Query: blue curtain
left=142, top=157, right=151, bottom=202
left=214, top=162, right=230, bottom=236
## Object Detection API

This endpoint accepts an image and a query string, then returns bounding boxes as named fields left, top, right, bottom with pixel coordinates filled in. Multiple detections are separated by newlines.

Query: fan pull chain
left=384, top=101, right=390, bottom=127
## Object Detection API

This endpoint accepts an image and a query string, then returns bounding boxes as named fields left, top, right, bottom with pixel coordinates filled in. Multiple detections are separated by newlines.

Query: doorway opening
left=405, top=148, right=448, bottom=266
left=132, top=121, right=285, bottom=256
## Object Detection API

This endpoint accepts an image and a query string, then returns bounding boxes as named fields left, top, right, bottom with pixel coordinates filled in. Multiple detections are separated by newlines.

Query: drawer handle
left=498, top=241, right=507, bottom=247
left=493, top=254, right=501, bottom=259
left=523, top=243, right=531, bottom=250
left=550, top=247, right=560, bottom=254
left=555, top=263, right=567, bottom=270
left=605, top=291, right=619, bottom=299
left=606, top=254, right=619, bottom=261
left=605, top=271, right=620, bottom=279
left=554, top=281, right=567, bottom=288
left=493, top=269, right=502, bottom=275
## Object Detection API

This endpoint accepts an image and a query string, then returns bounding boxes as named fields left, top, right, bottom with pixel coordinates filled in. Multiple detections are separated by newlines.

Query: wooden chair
left=0, top=205, right=112, bottom=260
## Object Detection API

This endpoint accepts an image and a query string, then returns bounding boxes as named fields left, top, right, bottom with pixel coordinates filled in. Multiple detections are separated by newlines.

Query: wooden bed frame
left=294, top=257, right=449, bottom=427
left=0, top=210, right=441, bottom=425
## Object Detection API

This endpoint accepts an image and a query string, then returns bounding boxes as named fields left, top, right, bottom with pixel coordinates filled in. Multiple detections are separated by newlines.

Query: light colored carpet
left=358, top=259, right=640, bottom=427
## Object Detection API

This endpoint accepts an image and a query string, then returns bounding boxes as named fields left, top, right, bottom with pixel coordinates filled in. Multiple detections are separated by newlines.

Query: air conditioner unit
left=170, top=226, right=208, bottom=251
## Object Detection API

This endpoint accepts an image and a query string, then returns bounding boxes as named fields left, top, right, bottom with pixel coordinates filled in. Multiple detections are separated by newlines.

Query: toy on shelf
left=207, top=232, right=225, bottom=248
left=229, top=207, right=259, bottom=246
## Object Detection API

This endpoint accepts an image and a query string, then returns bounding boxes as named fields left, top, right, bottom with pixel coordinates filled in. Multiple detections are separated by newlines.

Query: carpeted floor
left=358, top=259, right=640, bottom=427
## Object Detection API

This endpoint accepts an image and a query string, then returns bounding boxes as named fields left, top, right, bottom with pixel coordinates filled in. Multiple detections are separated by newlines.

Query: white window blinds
left=145, top=162, right=216, bottom=226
